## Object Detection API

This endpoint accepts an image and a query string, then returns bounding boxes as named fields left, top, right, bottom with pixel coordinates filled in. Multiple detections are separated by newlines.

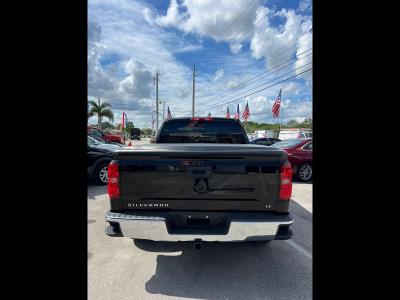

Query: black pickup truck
left=105, top=117, right=294, bottom=243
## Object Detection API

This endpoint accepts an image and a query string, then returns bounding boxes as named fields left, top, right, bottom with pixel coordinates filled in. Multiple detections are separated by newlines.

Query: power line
left=197, top=67, right=312, bottom=113
left=196, top=48, right=312, bottom=107
left=195, top=32, right=312, bottom=99
left=98, top=101, right=193, bottom=114
left=194, top=9, right=271, bottom=99
left=226, top=5, right=269, bottom=45
left=219, top=0, right=258, bottom=41
left=221, top=10, right=312, bottom=63
left=199, top=61, right=312, bottom=112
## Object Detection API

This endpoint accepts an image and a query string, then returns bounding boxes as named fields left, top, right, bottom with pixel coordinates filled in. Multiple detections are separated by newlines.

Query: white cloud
left=213, top=68, right=224, bottom=82
left=250, top=8, right=311, bottom=70
left=154, top=0, right=185, bottom=28
left=282, top=81, right=302, bottom=95
left=142, top=7, right=155, bottom=24
left=227, top=80, right=240, bottom=89
left=294, top=32, right=313, bottom=80
left=118, top=60, right=153, bottom=98
left=173, top=44, right=203, bottom=53
left=298, top=0, right=312, bottom=13
left=88, top=19, right=102, bottom=45
left=153, top=0, right=262, bottom=48
left=88, top=0, right=196, bottom=127
left=88, top=0, right=312, bottom=127
left=88, top=43, right=117, bottom=97
left=230, top=42, right=243, bottom=54
left=151, top=0, right=312, bottom=81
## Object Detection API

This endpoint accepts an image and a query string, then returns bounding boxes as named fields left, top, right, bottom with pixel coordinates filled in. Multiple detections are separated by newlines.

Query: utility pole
left=192, top=64, right=196, bottom=117
left=154, top=73, right=159, bottom=134
left=98, top=97, right=101, bottom=130
left=162, top=101, right=166, bottom=122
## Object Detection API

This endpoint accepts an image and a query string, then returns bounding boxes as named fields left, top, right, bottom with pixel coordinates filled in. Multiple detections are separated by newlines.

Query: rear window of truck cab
left=157, top=118, right=247, bottom=144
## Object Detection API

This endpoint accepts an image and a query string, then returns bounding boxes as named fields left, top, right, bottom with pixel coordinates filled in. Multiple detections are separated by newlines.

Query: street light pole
left=192, top=64, right=196, bottom=117
left=154, top=72, right=159, bottom=135
left=162, top=101, right=166, bottom=122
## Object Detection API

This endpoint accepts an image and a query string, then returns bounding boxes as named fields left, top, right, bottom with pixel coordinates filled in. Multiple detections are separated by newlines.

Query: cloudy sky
left=88, top=0, right=312, bottom=128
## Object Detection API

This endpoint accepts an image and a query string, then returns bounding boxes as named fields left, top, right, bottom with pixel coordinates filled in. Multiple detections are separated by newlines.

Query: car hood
left=105, top=133, right=123, bottom=138
left=93, top=143, right=121, bottom=151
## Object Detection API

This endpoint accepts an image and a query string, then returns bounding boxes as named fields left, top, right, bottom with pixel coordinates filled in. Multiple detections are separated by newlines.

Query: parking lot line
left=285, top=239, right=312, bottom=260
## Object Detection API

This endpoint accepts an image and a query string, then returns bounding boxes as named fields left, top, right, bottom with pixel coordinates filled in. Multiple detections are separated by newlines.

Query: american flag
left=208, top=112, right=211, bottom=117
left=234, top=104, right=240, bottom=120
left=272, top=88, right=282, bottom=118
left=167, top=106, right=172, bottom=119
left=226, top=107, right=230, bottom=118
left=242, top=101, right=250, bottom=121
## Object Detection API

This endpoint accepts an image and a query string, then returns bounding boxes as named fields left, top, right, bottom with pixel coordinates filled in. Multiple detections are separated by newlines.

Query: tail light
left=279, top=162, right=293, bottom=200
left=108, top=161, right=120, bottom=198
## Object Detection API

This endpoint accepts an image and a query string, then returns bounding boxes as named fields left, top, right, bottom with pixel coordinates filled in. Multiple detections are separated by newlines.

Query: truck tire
left=94, top=161, right=110, bottom=185
left=297, top=163, right=312, bottom=182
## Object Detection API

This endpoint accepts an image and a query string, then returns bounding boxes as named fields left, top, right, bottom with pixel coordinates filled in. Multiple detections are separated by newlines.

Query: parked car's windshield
left=88, top=136, right=101, bottom=145
left=157, top=119, right=247, bottom=144
left=272, top=139, right=305, bottom=148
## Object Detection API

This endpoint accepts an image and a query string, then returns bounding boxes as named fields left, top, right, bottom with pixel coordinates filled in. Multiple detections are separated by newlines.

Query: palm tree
left=88, top=98, right=114, bottom=130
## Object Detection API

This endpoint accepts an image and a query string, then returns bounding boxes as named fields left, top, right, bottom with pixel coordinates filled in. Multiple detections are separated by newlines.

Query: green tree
left=141, top=128, right=152, bottom=137
left=122, top=121, right=134, bottom=133
left=88, top=98, right=114, bottom=130
left=303, top=117, right=312, bottom=128
left=101, top=122, right=115, bottom=130
left=244, top=121, right=277, bottom=133
left=287, top=119, right=299, bottom=128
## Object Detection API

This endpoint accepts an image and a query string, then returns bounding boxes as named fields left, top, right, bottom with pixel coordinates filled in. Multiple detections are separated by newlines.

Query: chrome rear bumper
left=105, top=210, right=294, bottom=242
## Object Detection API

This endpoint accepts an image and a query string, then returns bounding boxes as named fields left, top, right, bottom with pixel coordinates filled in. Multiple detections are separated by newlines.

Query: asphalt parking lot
left=88, top=139, right=312, bottom=300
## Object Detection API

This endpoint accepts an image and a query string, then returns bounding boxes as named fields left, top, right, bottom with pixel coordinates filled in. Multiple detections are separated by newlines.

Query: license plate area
left=166, top=212, right=230, bottom=235
left=186, top=166, right=212, bottom=179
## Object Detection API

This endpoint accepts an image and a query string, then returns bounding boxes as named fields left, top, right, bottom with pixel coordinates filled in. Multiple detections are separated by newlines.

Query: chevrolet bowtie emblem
left=193, top=178, right=209, bottom=194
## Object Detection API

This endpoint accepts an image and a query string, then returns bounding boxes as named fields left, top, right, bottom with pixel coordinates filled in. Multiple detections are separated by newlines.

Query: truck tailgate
left=116, top=144, right=287, bottom=212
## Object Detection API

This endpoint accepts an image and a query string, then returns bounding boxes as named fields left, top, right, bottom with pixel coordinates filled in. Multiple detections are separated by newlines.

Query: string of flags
left=160, top=88, right=282, bottom=122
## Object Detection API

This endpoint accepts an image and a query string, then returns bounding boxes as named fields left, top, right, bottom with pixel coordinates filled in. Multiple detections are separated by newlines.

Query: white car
left=279, top=129, right=312, bottom=140
left=88, top=136, right=122, bottom=151
left=254, top=130, right=276, bottom=139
